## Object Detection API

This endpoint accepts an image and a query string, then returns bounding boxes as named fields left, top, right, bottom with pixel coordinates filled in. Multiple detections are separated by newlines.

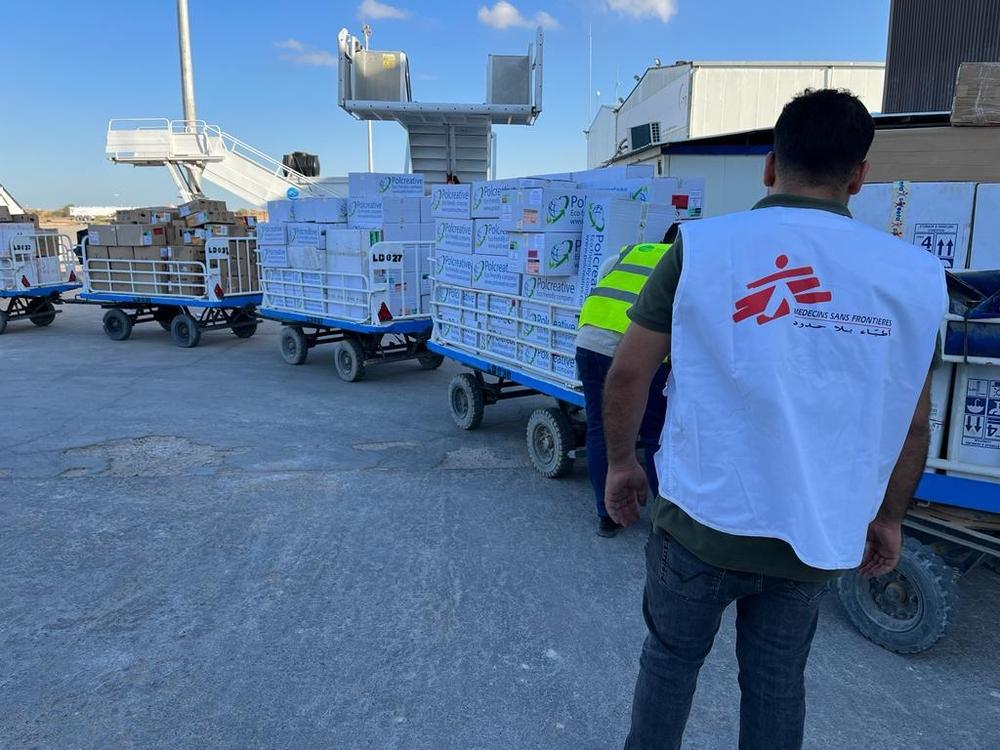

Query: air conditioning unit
left=629, top=122, right=662, bottom=152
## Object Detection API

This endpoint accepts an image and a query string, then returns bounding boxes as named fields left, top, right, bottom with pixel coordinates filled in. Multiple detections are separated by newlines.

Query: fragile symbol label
left=913, top=223, right=959, bottom=268
left=962, top=377, right=1000, bottom=449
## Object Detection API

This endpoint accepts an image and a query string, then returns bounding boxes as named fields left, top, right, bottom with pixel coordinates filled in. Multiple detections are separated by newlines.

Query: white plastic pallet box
left=521, top=274, right=586, bottom=308
left=968, top=184, right=1000, bottom=269
left=512, top=232, right=581, bottom=278
left=348, top=172, right=425, bottom=198
left=946, top=363, right=1000, bottom=476
left=472, top=256, right=521, bottom=295
left=435, top=219, right=475, bottom=254
left=473, top=219, right=509, bottom=256
left=432, top=250, right=473, bottom=287
left=849, top=181, right=976, bottom=269
left=431, top=184, right=472, bottom=219
left=256, top=222, right=286, bottom=245
left=347, top=198, right=384, bottom=229
left=500, top=188, right=588, bottom=232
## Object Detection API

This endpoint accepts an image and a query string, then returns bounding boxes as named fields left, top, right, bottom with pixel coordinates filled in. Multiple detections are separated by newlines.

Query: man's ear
left=848, top=160, right=870, bottom=196
left=763, top=152, right=776, bottom=188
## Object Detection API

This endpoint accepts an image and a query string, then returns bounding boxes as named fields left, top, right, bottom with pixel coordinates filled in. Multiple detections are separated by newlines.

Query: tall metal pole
left=177, top=0, right=197, bottom=123
left=363, top=24, right=374, bottom=172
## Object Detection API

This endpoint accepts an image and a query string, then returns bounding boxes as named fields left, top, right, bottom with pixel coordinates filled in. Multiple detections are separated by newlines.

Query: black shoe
left=597, top=516, right=623, bottom=538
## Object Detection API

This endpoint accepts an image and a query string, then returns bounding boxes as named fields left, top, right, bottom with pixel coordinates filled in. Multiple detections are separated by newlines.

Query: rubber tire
left=418, top=352, right=445, bottom=370
left=280, top=326, right=308, bottom=365
left=0, top=310, right=8, bottom=335
left=102, top=308, right=133, bottom=341
left=448, top=372, right=485, bottom=431
left=333, top=338, right=366, bottom=382
left=837, top=536, right=959, bottom=654
left=29, top=300, right=56, bottom=327
left=231, top=311, right=257, bottom=339
left=153, top=306, right=179, bottom=332
left=526, top=406, right=575, bottom=479
left=170, top=313, right=202, bottom=348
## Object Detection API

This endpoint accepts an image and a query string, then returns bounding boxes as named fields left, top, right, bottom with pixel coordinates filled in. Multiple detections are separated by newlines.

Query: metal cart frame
left=0, top=233, right=81, bottom=334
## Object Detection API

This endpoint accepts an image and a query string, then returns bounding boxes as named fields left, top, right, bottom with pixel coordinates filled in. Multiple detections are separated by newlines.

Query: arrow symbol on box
left=938, top=239, right=945, bottom=253
left=947, top=240, right=954, bottom=252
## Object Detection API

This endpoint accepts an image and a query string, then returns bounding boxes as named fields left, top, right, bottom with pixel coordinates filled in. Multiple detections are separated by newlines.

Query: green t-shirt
left=627, top=194, right=854, bottom=583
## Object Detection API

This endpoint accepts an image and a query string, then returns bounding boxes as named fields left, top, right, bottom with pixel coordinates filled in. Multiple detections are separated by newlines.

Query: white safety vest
left=657, top=206, right=947, bottom=569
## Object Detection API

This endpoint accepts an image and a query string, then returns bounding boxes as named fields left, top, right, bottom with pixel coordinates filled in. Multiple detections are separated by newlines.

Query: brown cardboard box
left=115, top=223, right=168, bottom=246
left=951, top=63, right=1000, bottom=126
left=178, top=198, right=226, bottom=218
left=12, top=213, right=39, bottom=227
left=88, top=224, right=118, bottom=246
left=865, top=126, right=1000, bottom=183
left=0, top=206, right=11, bottom=222
left=131, top=246, right=166, bottom=294
left=184, top=209, right=233, bottom=228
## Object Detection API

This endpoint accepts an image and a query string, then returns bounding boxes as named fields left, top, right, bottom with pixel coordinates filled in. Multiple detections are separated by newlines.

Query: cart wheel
left=333, top=338, right=366, bottom=382
left=153, top=306, right=179, bottom=331
left=837, top=537, right=959, bottom=654
left=170, top=313, right=202, bottom=348
left=28, top=299, right=57, bottom=327
left=102, top=308, right=133, bottom=341
left=231, top=311, right=258, bottom=339
left=526, top=407, right=575, bottom=478
left=418, top=352, right=445, bottom=370
left=448, top=372, right=485, bottom=430
left=0, top=310, right=8, bottom=335
left=280, top=326, right=308, bottom=365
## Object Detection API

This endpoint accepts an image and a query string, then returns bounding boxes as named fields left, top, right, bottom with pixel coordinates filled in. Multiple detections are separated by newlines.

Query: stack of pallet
left=86, top=199, right=258, bottom=295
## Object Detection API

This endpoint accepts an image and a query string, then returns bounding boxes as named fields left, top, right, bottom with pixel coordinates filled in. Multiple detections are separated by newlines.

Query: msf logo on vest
left=732, top=254, right=832, bottom=325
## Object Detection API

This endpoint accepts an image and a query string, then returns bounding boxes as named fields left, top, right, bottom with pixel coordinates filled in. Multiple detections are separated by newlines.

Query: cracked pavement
left=2, top=304, right=1000, bottom=749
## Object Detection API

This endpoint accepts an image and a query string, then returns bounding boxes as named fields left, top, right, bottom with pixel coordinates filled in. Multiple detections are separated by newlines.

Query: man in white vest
left=602, top=89, right=946, bottom=749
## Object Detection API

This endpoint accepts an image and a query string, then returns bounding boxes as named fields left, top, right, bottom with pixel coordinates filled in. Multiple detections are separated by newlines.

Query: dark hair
left=773, top=88, right=874, bottom=187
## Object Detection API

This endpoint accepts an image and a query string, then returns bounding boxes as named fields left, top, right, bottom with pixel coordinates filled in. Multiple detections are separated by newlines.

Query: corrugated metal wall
left=884, top=0, right=1000, bottom=113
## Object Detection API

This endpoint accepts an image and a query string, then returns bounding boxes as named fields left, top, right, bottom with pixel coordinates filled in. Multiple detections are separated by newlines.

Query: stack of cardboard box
left=85, top=199, right=257, bottom=296
left=258, top=174, right=432, bottom=321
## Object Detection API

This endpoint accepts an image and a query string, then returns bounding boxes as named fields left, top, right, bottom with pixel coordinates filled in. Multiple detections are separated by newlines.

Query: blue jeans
left=626, top=532, right=829, bottom=750
left=576, top=347, right=669, bottom=518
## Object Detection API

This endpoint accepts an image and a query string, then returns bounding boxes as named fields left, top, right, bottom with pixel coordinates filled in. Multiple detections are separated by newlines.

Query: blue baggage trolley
left=0, top=233, right=81, bottom=334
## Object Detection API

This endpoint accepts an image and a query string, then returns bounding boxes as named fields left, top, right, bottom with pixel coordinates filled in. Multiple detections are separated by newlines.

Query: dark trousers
left=576, top=347, right=669, bottom=518
left=625, top=532, right=829, bottom=750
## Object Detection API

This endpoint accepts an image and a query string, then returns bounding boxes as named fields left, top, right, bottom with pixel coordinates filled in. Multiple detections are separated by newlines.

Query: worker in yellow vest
left=576, top=230, right=676, bottom=537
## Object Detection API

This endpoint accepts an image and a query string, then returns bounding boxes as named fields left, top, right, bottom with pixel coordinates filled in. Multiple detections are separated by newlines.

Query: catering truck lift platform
left=837, top=270, right=1000, bottom=654
left=74, top=236, right=261, bottom=347
left=258, top=241, right=440, bottom=382
left=427, top=281, right=586, bottom=479
left=0, top=233, right=82, bottom=334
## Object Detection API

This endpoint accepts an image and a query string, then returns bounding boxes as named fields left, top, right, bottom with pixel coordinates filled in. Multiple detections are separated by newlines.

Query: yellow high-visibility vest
left=578, top=243, right=672, bottom=334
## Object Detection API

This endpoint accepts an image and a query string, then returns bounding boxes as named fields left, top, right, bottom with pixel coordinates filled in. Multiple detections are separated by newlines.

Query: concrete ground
left=2, top=303, right=999, bottom=749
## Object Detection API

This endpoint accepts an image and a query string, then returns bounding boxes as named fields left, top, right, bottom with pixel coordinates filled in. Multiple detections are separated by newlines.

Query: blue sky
left=2, top=0, right=890, bottom=208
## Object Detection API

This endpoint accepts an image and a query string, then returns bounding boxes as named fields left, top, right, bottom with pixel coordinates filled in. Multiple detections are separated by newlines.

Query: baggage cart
left=0, top=233, right=81, bottom=334
left=428, top=281, right=586, bottom=478
left=75, top=236, right=261, bottom=347
left=259, top=241, right=439, bottom=382
left=837, top=270, right=1000, bottom=653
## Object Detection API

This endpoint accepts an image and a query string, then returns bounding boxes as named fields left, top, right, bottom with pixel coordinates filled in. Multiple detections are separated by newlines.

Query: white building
left=587, top=60, right=885, bottom=168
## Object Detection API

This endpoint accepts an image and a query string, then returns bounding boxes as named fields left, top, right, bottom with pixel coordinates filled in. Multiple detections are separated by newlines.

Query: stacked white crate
left=431, top=168, right=703, bottom=385
left=258, top=172, right=433, bottom=322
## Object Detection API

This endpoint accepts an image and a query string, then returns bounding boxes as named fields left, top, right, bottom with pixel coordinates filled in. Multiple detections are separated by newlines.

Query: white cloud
left=275, top=39, right=337, bottom=67
left=606, top=0, right=677, bottom=23
left=358, top=0, right=409, bottom=20
left=477, top=1, right=559, bottom=30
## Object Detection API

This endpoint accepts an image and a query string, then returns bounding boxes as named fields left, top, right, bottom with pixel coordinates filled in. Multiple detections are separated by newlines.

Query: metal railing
left=2, top=234, right=78, bottom=291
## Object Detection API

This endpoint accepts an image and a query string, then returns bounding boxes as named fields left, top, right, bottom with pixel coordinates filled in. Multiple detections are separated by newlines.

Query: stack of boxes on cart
left=0, top=208, right=69, bottom=288
left=257, top=173, right=433, bottom=322
left=430, top=164, right=704, bottom=383
left=85, top=199, right=257, bottom=296
left=849, top=179, right=1000, bottom=472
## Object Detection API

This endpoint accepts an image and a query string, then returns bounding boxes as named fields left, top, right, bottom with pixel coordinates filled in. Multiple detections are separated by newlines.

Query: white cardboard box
left=259, top=246, right=289, bottom=268
left=929, top=362, right=954, bottom=459
left=286, top=223, right=325, bottom=248
left=520, top=274, right=586, bottom=308
left=431, top=184, right=472, bottom=219
left=519, top=301, right=579, bottom=351
left=968, top=183, right=1000, bottom=269
left=510, top=232, right=582, bottom=277
left=256, top=222, right=286, bottom=245
left=382, top=197, right=422, bottom=224
left=325, top=228, right=382, bottom=253
left=500, top=188, right=589, bottom=232
left=849, top=181, right=976, bottom=269
left=266, top=199, right=296, bottom=223
left=435, top=219, right=475, bottom=254
left=471, top=256, right=521, bottom=295
left=946, top=363, right=1000, bottom=475
left=348, top=172, right=425, bottom=198
left=308, top=197, right=348, bottom=224
left=433, top=250, right=474, bottom=287
left=470, top=178, right=547, bottom=218
left=473, top=219, right=510, bottom=256
left=347, top=198, right=384, bottom=229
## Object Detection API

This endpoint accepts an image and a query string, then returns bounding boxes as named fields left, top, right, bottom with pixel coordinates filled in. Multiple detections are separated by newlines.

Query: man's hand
left=605, top=460, right=648, bottom=527
left=859, top=519, right=903, bottom=578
